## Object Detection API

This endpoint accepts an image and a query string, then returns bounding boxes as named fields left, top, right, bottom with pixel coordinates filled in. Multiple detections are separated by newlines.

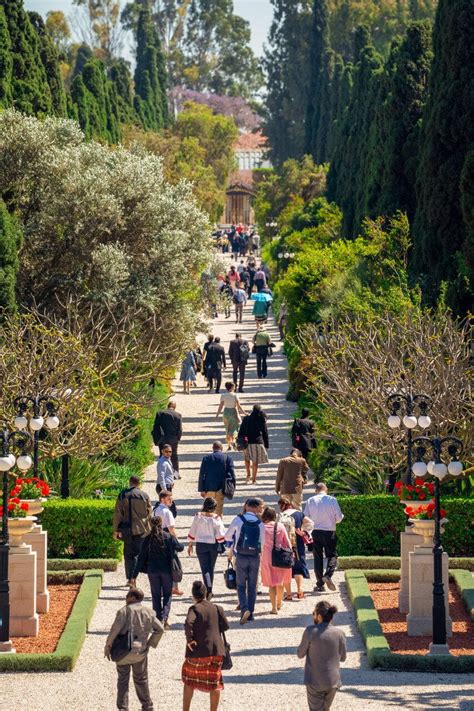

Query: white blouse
left=187, top=513, right=226, bottom=544
left=220, top=392, right=239, bottom=409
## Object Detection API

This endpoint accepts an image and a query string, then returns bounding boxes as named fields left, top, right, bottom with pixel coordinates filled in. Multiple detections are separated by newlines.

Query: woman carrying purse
left=259, top=507, right=292, bottom=614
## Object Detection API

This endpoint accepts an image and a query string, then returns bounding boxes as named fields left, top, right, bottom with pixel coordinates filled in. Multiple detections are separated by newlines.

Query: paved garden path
left=4, top=295, right=474, bottom=711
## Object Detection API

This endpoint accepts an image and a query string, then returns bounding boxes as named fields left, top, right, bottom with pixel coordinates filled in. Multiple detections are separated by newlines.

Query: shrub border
left=345, top=569, right=474, bottom=672
left=48, top=558, right=119, bottom=572
left=0, top=569, right=103, bottom=672
left=339, top=556, right=474, bottom=571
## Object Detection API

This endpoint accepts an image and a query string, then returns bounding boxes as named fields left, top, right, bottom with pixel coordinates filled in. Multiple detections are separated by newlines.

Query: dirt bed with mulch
left=369, top=581, right=474, bottom=655
left=11, top=584, right=80, bottom=653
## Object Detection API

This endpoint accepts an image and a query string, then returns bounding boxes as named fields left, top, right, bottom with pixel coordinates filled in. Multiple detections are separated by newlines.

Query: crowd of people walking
left=109, top=251, right=347, bottom=711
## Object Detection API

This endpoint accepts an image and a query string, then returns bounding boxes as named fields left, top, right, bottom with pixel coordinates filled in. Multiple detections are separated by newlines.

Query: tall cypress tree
left=2, top=0, right=52, bottom=115
left=110, top=58, right=136, bottom=124
left=134, top=3, right=168, bottom=131
left=305, top=0, right=330, bottom=158
left=28, top=11, right=67, bottom=117
left=0, top=6, right=13, bottom=107
left=0, top=198, right=21, bottom=313
left=413, top=0, right=474, bottom=312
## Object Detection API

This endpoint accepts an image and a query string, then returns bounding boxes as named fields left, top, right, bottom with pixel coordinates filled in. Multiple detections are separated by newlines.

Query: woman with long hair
left=182, top=580, right=229, bottom=711
left=238, top=403, right=269, bottom=484
left=131, top=516, right=184, bottom=629
left=260, top=507, right=292, bottom=614
left=215, top=381, right=247, bottom=450
left=187, top=497, right=226, bottom=600
left=297, top=601, right=347, bottom=711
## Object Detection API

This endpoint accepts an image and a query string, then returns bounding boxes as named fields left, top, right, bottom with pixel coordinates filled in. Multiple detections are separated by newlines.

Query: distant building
left=221, top=131, right=271, bottom=226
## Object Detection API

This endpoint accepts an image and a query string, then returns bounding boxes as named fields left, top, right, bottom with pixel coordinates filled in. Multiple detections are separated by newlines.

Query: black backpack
left=236, top=515, right=261, bottom=556
left=239, top=341, right=250, bottom=362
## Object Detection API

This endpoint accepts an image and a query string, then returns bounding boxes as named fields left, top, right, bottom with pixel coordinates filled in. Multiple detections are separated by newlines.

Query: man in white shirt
left=304, top=483, right=344, bottom=593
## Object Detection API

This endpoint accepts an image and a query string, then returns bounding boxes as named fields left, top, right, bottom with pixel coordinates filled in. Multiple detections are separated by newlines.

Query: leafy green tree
left=134, top=2, right=168, bottom=130
left=263, top=0, right=313, bottom=165
left=305, top=0, right=330, bottom=157
left=28, top=11, right=67, bottom=117
left=413, top=0, right=474, bottom=313
left=0, top=6, right=13, bottom=107
left=0, top=198, right=20, bottom=313
left=109, top=58, right=136, bottom=123
left=45, top=10, right=72, bottom=56
left=71, top=57, right=121, bottom=142
left=73, top=0, right=123, bottom=63
left=2, top=0, right=53, bottom=115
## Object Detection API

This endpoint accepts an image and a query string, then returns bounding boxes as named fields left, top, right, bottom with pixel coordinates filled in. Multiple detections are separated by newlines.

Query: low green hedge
left=48, top=558, right=119, bottom=571
left=0, top=570, right=103, bottom=672
left=336, top=495, right=473, bottom=557
left=42, top=500, right=122, bottom=559
left=345, top=569, right=474, bottom=672
left=451, top=570, right=474, bottom=620
left=338, top=556, right=474, bottom=571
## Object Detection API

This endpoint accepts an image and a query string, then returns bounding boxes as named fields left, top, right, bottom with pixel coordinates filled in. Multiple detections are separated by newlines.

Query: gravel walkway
left=3, top=297, right=474, bottom=711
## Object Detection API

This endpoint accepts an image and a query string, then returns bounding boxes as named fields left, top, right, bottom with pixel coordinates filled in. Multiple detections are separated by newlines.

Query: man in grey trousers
left=105, top=588, right=164, bottom=711
left=297, top=600, right=347, bottom=711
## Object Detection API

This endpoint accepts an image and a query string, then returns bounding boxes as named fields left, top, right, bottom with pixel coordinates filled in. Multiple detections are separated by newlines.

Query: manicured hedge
left=345, top=569, right=474, bottom=672
left=338, top=556, right=474, bottom=571
left=42, top=500, right=122, bottom=559
left=48, top=558, right=119, bottom=571
left=0, top=570, right=103, bottom=672
left=336, top=495, right=474, bottom=557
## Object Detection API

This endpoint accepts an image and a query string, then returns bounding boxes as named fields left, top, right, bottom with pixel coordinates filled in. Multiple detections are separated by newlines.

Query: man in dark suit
left=198, top=441, right=235, bottom=516
left=228, top=332, right=250, bottom=393
left=152, top=400, right=182, bottom=472
left=205, top=337, right=226, bottom=393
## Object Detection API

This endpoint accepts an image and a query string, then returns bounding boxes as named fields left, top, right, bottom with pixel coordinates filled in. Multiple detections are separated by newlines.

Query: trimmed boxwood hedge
left=42, top=500, right=122, bottom=559
left=336, top=495, right=473, bottom=557
left=338, top=556, right=474, bottom=571
left=345, top=569, right=474, bottom=672
left=0, top=570, right=103, bottom=672
left=48, top=558, right=119, bottom=571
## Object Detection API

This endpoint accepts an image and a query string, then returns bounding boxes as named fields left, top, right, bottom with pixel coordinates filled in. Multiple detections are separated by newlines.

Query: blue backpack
left=236, top=515, right=261, bottom=556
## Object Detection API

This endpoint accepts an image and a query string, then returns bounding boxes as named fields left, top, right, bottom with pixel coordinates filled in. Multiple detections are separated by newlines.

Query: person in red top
left=227, top=265, right=240, bottom=287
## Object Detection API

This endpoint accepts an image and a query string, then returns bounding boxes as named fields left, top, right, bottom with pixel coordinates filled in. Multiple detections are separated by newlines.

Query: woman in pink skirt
left=260, top=507, right=292, bottom=614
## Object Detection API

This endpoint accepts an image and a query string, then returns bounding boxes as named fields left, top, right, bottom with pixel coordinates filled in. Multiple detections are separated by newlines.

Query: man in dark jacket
left=205, top=337, right=226, bottom=393
left=152, top=400, right=182, bottom=472
left=113, top=477, right=152, bottom=585
left=198, top=441, right=235, bottom=516
left=228, top=332, right=250, bottom=392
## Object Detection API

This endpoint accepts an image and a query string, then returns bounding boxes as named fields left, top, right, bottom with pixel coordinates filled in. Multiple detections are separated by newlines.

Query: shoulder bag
left=271, top=522, right=295, bottom=569
left=222, top=455, right=235, bottom=500
left=221, top=631, right=233, bottom=670
left=167, top=537, right=183, bottom=583
left=110, top=607, right=133, bottom=662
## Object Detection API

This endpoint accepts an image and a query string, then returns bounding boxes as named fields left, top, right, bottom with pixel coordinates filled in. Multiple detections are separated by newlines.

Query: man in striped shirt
left=304, top=483, right=344, bottom=593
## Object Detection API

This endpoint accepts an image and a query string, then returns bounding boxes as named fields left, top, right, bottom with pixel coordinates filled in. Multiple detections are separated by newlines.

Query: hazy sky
left=24, top=0, right=274, bottom=57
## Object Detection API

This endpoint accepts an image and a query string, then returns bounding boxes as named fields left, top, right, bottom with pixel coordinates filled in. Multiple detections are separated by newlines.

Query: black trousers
left=312, top=530, right=338, bottom=586
left=208, top=371, right=222, bottom=392
left=256, top=347, right=268, bottom=378
left=122, top=533, right=144, bottom=580
left=196, top=542, right=219, bottom=592
left=148, top=571, right=173, bottom=622
left=232, top=362, right=246, bottom=390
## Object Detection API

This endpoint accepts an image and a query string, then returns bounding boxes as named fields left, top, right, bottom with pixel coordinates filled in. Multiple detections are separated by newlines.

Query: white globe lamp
left=447, top=460, right=463, bottom=477
left=403, top=415, right=418, bottom=429
left=14, top=415, right=28, bottom=431
left=418, top=415, right=431, bottom=429
left=29, top=416, right=44, bottom=431
left=432, top=462, right=448, bottom=480
left=45, top=415, right=60, bottom=430
left=427, top=460, right=435, bottom=475
left=387, top=415, right=401, bottom=429
left=412, top=461, right=428, bottom=477
left=16, top=454, right=33, bottom=471
left=0, top=456, right=13, bottom=472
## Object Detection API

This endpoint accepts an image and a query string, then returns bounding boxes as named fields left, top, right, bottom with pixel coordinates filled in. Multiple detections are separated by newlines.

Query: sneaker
left=323, top=576, right=336, bottom=591
left=314, top=584, right=325, bottom=592
left=206, top=591, right=213, bottom=601
left=240, top=610, right=251, bottom=625
left=164, top=621, right=171, bottom=631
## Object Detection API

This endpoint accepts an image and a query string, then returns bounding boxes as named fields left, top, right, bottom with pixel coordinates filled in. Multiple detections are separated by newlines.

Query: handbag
left=222, top=454, right=235, bottom=500
left=110, top=608, right=133, bottom=662
left=221, top=631, right=233, bottom=670
left=223, top=561, right=237, bottom=590
left=271, top=523, right=295, bottom=569
left=167, top=537, right=183, bottom=583
left=236, top=435, right=247, bottom=451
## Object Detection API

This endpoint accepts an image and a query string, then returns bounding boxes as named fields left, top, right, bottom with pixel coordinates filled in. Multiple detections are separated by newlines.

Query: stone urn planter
left=408, top=517, right=447, bottom=546
left=401, top=499, right=433, bottom=513
left=8, top=516, right=37, bottom=548
left=19, top=498, right=46, bottom=517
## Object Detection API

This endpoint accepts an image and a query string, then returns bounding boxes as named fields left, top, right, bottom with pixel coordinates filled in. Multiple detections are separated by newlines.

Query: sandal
left=296, top=592, right=305, bottom=600
left=284, top=594, right=293, bottom=601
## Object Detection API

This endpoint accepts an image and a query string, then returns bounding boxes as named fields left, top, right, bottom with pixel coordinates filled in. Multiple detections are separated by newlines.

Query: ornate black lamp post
left=13, top=395, right=60, bottom=478
left=411, top=435, right=464, bottom=653
left=386, top=390, right=432, bottom=485
left=0, top=427, right=32, bottom=650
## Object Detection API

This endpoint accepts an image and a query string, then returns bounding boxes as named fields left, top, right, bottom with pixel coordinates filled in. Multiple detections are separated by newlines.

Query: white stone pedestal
left=24, top=524, right=49, bottom=613
left=407, top=545, right=452, bottom=637
left=9, top=544, right=39, bottom=637
left=399, top=527, right=424, bottom=613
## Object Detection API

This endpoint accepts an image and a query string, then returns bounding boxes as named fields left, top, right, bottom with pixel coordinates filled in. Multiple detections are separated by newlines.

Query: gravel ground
left=3, top=293, right=474, bottom=711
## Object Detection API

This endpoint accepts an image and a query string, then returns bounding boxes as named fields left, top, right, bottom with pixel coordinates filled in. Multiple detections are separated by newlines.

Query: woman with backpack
left=278, top=496, right=314, bottom=600
left=215, top=381, right=247, bottom=450
left=291, top=408, right=316, bottom=462
left=260, top=507, right=292, bottom=614
left=131, top=516, right=184, bottom=630
left=187, top=497, right=226, bottom=600
left=238, top=404, right=269, bottom=484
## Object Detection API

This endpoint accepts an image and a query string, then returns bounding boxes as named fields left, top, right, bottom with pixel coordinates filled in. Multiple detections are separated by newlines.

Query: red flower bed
left=368, top=582, right=474, bottom=655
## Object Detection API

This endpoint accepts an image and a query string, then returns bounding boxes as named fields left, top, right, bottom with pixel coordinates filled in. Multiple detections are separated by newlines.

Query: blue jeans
left=236, top=554, right=260, bottom=614
left=148, top=572, right=173, bottom=622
